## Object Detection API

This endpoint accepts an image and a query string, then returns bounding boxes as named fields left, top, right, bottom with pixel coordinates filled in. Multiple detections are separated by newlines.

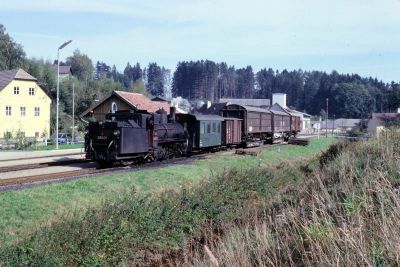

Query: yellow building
left=0, top=68, right=51, bottom=140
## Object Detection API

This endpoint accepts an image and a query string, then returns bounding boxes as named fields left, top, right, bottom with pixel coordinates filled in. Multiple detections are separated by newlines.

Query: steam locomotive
left=85, top=105, right=301, bottom=166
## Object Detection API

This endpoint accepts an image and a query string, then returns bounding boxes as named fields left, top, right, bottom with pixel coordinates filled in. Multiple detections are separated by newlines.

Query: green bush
left=0, top=167, right=279, bottom=266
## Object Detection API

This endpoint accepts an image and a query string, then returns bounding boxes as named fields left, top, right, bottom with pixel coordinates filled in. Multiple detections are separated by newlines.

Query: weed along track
left=0, top=143, right=289, bottom=191
left=0, top=150, right=230, bottom=191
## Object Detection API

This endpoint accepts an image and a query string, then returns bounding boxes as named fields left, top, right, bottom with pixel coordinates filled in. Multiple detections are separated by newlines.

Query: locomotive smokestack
left=170, top=106, right=176, bottom=122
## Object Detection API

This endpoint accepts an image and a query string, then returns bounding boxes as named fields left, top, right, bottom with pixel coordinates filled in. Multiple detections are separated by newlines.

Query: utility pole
left=318, top=116, right=321, bottom=139
left=326, top=98, right=329, bottom=137
left=56, top=49, right=60, bottom=149
left=72, top=82, right=75, bottom=144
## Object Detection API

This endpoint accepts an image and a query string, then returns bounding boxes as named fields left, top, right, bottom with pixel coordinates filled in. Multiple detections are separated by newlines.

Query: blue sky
left=1, top=0, right=399, bottom=82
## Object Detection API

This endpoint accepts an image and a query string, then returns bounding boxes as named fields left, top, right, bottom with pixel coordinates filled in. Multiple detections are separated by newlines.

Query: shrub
left=182, top=131, right=400, bottom=266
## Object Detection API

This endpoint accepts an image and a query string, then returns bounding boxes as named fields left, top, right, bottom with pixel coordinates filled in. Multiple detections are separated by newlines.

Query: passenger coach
left=176, top=113, right=224, bottom=151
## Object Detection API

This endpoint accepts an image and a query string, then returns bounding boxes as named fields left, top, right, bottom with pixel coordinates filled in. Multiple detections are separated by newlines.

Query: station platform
left=0, top=148, right=84, bottom=161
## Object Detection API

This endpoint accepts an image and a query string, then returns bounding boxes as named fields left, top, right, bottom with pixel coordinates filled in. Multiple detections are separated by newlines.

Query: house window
left=20, top=107, right=26, bottom=116
left=111, top=102, right=117, bottom=113
left=14, top=87, right=19, bottom=95
left=5, top=106, right=11, bottom=116
left=29, top=88, right=35, bottom=95
left=34, top=107, right=40, bottom=116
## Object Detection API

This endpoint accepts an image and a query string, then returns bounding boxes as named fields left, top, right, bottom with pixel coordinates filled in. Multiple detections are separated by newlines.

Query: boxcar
left=221, top=104, right=273, bottom=144
left=270, top=110, right=291, bottom=133
left=222, top=118, right=242, bottom=146
left=176, top=113, right=224, bottom=150
left=287, top=112, right=301, bottom=135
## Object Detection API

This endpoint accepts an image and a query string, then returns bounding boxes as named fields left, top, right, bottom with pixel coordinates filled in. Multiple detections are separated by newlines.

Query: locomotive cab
left=85, top=110, right=150, bottom=165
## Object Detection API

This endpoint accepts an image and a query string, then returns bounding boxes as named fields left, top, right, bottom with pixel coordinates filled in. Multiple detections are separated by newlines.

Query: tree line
left=172, top=61, right=398, bottom=119
left=1, top=24, right=400, bottom=136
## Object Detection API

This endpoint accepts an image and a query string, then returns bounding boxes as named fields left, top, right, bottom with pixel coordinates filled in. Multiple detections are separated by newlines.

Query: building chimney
left=272, top=93, right=287, bottom=108
left=207, top=100, right=212, bottom=109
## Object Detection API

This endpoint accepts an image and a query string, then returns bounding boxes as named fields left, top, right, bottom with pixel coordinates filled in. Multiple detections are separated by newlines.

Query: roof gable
left=81, top=91, right=171, bottom=117
left=116, top=91, right=170, bottom=113
left=198, top=102, right=228, bottom=115
left=0, top=68, right=37, bottom=90
left=53, top=65, right=72, bottom=75
left=270, top=103, right=287, bottom=112
left=219, top=98, right=271, bottom=107
left=152, top=96, right=169, bottom=102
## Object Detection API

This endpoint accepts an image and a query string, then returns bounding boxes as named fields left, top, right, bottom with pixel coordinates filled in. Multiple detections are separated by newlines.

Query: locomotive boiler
left=85, top=107, right=188, bottom=165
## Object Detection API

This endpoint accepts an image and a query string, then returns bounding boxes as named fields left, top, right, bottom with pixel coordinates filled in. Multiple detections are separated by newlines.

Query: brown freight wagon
left=289, top=113, right=301, bottom=135
left=221, top=104, right=273, bottom=145
left=270, top=110, right=291, bottom=133
left=221, top=118, right=242, bottom=146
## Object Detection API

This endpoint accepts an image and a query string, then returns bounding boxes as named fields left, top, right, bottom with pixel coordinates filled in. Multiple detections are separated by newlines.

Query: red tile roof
left=116, top=91, right=170, bottom=113
left=53, top=65, right=72, bottom=75
left=80, top=91, right=172, bottom=117
left=372, top=113, right=400, bottom=120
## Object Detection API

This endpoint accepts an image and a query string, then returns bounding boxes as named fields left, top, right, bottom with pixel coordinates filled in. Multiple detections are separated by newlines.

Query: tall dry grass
left=180, top=131, right=400, bottom=266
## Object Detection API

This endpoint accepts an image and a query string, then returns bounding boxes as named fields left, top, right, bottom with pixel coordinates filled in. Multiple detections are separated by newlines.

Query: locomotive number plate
left=97, top=136, right=107, bottom=140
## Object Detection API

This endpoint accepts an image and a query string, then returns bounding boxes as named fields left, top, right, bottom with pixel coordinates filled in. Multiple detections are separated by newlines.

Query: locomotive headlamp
left=113, top=130, right=120, bottom=136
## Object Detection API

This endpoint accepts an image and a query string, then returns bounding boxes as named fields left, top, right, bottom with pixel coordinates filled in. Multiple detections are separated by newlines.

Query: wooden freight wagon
left=222, top=118, right=242, bottom=146
left=270, top=110, right=291, bottom=133
left=221, top=104, right=273, bottom=145
left=288, top=112, right=301, bottom=135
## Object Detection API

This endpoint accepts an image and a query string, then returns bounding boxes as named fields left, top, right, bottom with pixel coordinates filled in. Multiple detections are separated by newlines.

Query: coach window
left=217, top=123, right=221, bottom=133
left=207, top=122, right=211, bottom=134
left=212, top=122, right=216, bottom=133
left=111, top=102, right=117, bottom=113
left=200, top=122, right=205, bottom=134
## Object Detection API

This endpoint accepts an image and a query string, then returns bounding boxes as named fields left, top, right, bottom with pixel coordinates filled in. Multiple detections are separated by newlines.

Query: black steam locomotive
left=85, top=105, right=301, bottom=166
left=85, top=108, right=188, bottom=165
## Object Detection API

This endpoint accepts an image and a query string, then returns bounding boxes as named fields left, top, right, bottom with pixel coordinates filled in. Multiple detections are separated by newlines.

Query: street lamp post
left=72, top=82, right=75, bottom=144
left=56, top=40, right=72, bottom=149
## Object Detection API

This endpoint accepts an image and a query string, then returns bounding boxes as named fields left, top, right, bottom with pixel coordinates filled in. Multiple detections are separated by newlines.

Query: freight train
left=85, top=104, right=301, bottom=165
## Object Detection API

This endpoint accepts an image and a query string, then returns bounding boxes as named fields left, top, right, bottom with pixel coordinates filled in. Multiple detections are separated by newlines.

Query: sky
left=1, top=0, right=399, bottom=82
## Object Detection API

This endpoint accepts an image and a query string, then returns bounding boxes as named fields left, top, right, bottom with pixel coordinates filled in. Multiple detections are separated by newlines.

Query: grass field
left=0, top=137, right=335, bottom=247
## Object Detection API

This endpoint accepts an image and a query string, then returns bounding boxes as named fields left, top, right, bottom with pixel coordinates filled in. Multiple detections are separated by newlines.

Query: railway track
left=0, top=154, right=210, bottom=191
left=0, top=142, right=295, bottom=192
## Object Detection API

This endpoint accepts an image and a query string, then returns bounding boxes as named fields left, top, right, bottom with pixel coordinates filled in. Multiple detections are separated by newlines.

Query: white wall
left=272, top=93, right=287, bottom=108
